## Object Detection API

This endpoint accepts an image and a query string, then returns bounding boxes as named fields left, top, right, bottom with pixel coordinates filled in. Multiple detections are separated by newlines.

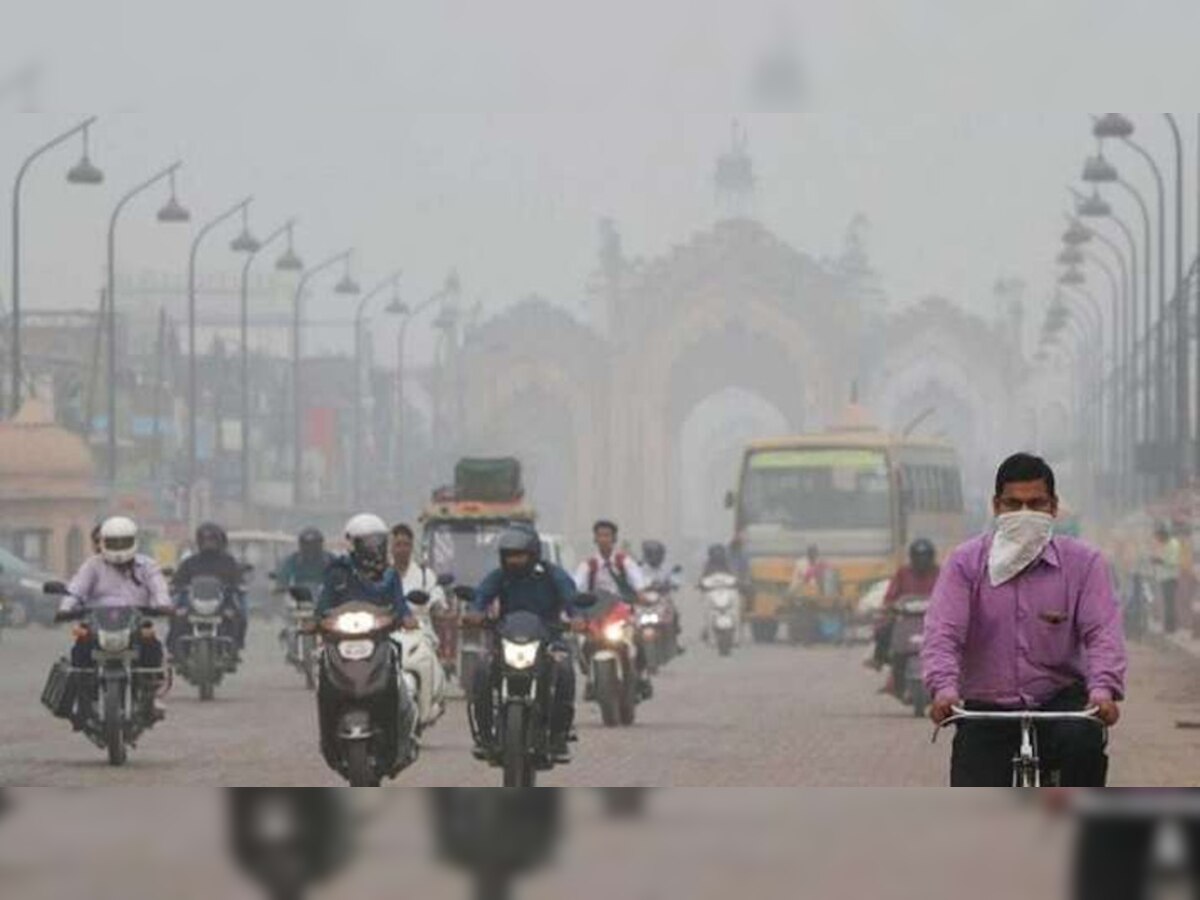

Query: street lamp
left=1058, top=246, right=1085, bottom=266
left=10, top=116, right=104, bottom=414
left=230, top=205, right=263, bottom=254
left=1063, top=219, right=1092, bottom=246
left=238, top=219, right=300, bottom=507
left=1082, top=154, right=1119, bottom=185
left=292, top=250, right=358, bottom=508
left=185, top=197, right=257, bottom=524
left=352, top=271, right=404, bottom=505
left=1094, top=114, right=1135, bottom=140
left=104, top=161, right=190, bottom=489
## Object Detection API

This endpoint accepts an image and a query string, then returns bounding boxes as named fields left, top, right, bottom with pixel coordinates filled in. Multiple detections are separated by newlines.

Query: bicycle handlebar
left=932, top=706, right=1102, bottom=743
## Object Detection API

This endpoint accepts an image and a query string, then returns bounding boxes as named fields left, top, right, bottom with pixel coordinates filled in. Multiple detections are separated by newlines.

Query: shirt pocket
left=1024, top=590, right=1074, bottom=665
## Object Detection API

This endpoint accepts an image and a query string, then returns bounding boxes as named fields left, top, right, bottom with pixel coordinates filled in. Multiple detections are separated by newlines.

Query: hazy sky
left=2, top=1, right=1199, bottom=363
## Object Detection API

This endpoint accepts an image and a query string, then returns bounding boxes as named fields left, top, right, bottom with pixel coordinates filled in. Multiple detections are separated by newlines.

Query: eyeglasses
left=996, top=497, right=1055, bottom=514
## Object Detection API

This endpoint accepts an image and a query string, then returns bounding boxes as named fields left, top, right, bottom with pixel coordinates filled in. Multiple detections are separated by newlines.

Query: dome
left=0, top=399, right=98, bottom=493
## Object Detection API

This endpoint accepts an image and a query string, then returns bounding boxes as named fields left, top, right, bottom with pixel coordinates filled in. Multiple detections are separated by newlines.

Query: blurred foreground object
left=228, top=789, right=356, bottom=900
left=430, top=789, right=561, bottom=900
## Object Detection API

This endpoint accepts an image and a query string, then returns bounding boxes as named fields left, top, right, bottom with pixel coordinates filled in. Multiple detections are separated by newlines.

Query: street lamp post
left=10, top=116, right=104, bottom=414
left=1164, top=114, right=1187, bottom=487
left=292, top=251, right=359, bottom=508
left=238, top=220, right=302, bottom=507
left=352, top=271, right=404, bottom=506
left=186, top=197, right=256, bottom=524
left=104, top=161, right=189, bottom=489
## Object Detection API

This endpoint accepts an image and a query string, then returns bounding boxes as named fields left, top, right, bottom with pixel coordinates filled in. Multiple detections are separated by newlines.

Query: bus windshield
left=425, top=522, right=506, bottom=588
left=740, top=448, right=892, bottom=532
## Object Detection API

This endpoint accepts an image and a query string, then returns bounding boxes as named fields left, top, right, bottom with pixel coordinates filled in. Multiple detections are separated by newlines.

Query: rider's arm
left=572, top=561, right=590, bottom=593
left=64, top=558, right=98, bottom=612
left=1076, top=550, right=1128, bottom=704
left=624, top=558, right=649, bottom=593
left=552, top=566, right=581, bottom=618
left=143, top=559, right=173, bottom=610
left=920, top=548, right=969, bottom=703
left=471, top=569, right=503, bottom=614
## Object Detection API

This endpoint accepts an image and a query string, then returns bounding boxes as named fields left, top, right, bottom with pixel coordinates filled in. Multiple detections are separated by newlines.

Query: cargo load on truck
left=453, top=457, right=524, bottom=502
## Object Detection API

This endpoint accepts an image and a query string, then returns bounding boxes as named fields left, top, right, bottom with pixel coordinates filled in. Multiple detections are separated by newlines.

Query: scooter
left=887, top=595, right=931, bottom=717
left=391, top=592, right=447, bottom=736
left=294, top=587, right=418, bottom=787
left=701, top=572, right=741, bottom=657
left=636, top=587, right=677, bottom=674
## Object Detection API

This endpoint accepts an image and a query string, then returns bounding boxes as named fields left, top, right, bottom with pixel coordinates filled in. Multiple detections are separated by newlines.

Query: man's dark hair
left=994, top=453, right=1057, bottom=498
left=593, top=519, right=618, bottom=536
left=390, top=523, right=415, bottom=541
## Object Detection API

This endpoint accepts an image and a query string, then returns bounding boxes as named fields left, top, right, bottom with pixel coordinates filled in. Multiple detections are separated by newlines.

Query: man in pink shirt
left=922, top=453, right=1126, bottom=786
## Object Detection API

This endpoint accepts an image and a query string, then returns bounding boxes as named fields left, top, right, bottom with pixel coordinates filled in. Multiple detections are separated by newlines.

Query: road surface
left=1, top=615, right=1198, bottom=786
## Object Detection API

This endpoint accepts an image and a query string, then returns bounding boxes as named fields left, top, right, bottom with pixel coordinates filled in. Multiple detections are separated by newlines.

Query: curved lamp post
left=352, top=271, right=404, bottom=506
left=103, top=162, right=190, bottom=488
left=292, top=250, right=359, bottom=508
left=186, top=197, right=257, bottom=523
left=238, top=219, right=302, bottom=506
left=10, top=117, right=104, bottom=414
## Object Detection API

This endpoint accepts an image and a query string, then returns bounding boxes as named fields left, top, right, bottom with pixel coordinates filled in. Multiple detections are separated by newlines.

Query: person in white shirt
left=574, top=519, right=648, bottom=601
left=390, top=524, right=448, bottom=626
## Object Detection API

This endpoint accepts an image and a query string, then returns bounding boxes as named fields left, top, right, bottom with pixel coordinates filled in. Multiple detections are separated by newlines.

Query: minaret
left=714, top=120, right=755, bottom=219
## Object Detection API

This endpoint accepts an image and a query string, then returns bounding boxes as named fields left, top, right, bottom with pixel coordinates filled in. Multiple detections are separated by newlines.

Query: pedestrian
left=1151, top=521, right=1182, bottom=635
left=922, top=452, right=1126, bottom=787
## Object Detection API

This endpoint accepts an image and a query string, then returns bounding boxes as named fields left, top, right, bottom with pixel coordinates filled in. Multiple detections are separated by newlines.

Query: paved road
left=2, top=616, right=1199, bottom=786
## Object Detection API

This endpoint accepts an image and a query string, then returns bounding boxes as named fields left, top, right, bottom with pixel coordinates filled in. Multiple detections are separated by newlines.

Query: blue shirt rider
left=316, top=514, right=416, bottom=627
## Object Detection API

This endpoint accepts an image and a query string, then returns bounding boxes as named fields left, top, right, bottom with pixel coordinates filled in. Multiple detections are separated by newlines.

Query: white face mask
left=988, top=511, right=1055, bottom=587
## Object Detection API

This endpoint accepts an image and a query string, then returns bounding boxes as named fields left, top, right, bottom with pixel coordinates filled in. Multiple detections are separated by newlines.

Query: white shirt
left=574, top=552, right=648, bottom=596
left=396, top=560, right=448, bottom=623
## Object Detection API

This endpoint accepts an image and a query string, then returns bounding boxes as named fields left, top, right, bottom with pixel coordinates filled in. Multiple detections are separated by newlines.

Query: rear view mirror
left=723, top=490, right=735, bottom=510
left=437, top=572, right=455, bottom=588
left=43, top=580, right=69, bottom=596
left=575, top=592, right=598, bottom=609
left=407, top=590, right=431, bottom=607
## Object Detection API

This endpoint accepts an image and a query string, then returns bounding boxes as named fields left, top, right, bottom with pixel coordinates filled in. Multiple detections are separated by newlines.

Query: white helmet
left=344, top=513, right=390, bottom=575
left=344, top=513, right=389, bottom=542
left=99, top=516, right=138, bottom=565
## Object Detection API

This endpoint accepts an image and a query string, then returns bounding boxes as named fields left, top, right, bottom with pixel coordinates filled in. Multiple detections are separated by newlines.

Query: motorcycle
left=887, top=595, right=931, bottom=718
left=579, top=592, right=640, bottom=727
left=174, top=575, right=241, bottom=702
left=636, top=586, right=677, bottom=674
left=294, top=587, right=418, bottom=787
left=276, top=582, right=321, bottom=690
left=701, top=573, right=741, bottom=657
left=471, top=610, right=561, bottom=787
left=43, top=581, right=171, bottom=766
left=391, top=591, right=447, bottom=736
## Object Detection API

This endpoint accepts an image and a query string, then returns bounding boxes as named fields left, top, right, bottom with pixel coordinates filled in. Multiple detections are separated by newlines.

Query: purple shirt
left=63, top=555, right=172, bottom=613
left=921, top=533, right=1126, bottom=708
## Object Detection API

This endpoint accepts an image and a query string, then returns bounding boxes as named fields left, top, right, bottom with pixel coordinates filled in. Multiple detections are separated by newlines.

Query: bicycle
left=933, top=706, right=1104, bottom=787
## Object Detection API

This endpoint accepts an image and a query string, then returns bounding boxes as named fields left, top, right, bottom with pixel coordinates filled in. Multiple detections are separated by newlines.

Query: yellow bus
left=728, top=418, right=966, bottom=643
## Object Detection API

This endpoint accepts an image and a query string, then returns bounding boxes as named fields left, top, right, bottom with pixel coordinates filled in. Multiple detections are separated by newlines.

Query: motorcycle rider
left=467, top=525, right=583, bottom=764
left=277, top=527, right=333, bottom=590
left=62, top=516, right=171, bottom=728
left=314, top=513, right=419, bottom=770
left=640, top=539, right=685, bottom=652
left=869, top=538, right=941, bottom=676
left=574, top=520, right=647, bottom=602
left=169, top=522, right=248, bottom=659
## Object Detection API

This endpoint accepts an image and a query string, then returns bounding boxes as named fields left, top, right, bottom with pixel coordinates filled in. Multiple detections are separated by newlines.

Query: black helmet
left=642, top=540, right=666, bottom=569
left=299, top=527, right=324, bottom=548
left=499, top=525, right=540, bottom=576
left=909, top=538, right=936, bottom=570
left=196, top=522, right=227, bottom=554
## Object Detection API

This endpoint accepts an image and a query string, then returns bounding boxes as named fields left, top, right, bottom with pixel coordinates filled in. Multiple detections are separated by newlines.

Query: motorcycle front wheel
left=502, top=704, right=534, bottom=787
left=195, top=640, right=215, bottom=702
left=716, top=629, right=733, bottom=657
left=594, top=661, right=621, bottom=727
left=344, top=740, right=378, bottom=787
left=103, top=683, right=127, bottom=766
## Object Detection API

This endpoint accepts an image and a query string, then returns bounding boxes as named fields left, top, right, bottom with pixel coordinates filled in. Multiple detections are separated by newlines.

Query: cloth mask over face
left=988, top=511, right=1055, bottom=587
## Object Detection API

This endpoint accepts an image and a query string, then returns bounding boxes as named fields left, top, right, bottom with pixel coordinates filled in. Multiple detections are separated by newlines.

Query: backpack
left=587, top=552, right=634, bottom=600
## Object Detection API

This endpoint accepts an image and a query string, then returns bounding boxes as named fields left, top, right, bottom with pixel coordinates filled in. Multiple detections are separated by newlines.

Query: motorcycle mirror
left=407, top=590, right=431, bottom=607
left=42, top=581, right=68, bottom=596
left=575, top=592, right=598, bottom=609
left=436, top=572, right=455, bottom=588
left=289, top=586, right=314, bottom=604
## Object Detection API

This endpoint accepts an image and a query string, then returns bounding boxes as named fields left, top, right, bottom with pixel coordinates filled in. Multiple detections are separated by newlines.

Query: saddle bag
left=40, top=657, right=77, bottom=719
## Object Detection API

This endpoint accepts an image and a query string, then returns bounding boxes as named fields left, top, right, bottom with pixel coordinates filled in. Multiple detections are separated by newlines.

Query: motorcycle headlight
left=190, top=598, right=221, bottom=616
left=98, top=629, right=131, bottom=652
left=603, top=622, right=627, bottom=643
left=334, top=611, right=379, bottom=636
left=639, top=612, right=661, bottom=625
left=502, top=639, right=539, bottom=670
left=338, top=639, right=375, bottom=661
